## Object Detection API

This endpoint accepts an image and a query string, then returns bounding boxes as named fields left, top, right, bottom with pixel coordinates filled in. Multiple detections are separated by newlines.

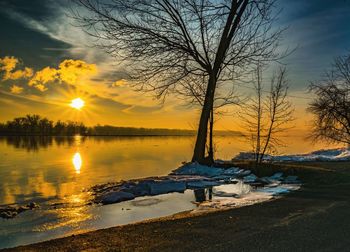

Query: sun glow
left=70, top=98, right=85, bottom=110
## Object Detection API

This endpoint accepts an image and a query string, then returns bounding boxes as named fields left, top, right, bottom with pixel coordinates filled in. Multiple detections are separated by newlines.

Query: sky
left=0, top=0, right=350, bottom=131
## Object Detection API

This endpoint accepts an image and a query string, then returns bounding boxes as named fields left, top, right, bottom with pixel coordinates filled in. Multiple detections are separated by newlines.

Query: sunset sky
left=1, top=0, right=350, bottom=131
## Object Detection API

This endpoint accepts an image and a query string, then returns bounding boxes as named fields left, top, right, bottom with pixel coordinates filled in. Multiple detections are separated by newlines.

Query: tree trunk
left=208, top=107, right=214, bottom=163
left=192, top=75, right=216, bottom=165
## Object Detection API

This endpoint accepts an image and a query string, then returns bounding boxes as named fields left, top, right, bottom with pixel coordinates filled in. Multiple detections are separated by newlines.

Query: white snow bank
left=233, top=148, right=350, bottom=162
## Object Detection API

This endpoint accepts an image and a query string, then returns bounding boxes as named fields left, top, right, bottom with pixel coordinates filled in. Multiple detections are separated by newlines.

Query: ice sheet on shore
left=194, top=183, right=301, bottom=212
left=193, top=192, right=274, bottom=212
left=233, top=148, right=350, bottom=162
left=87, top=162, right=301, bottom=206
left=171, top=163, right=225, bottom=177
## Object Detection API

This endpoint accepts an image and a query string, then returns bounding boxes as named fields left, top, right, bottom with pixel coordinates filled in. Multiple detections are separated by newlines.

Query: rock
left=187, top=180, right=220, bottom=189
left=149, top=180, right=186, bottom=195
left=100, top=191, right=135, bottom=205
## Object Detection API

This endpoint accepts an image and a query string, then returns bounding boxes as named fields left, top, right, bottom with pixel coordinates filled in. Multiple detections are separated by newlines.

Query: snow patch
left=233, top=148, right=350, bottom=162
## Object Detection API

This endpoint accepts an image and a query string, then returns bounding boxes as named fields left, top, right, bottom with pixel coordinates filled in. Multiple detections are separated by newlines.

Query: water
left=0, top=135, right=326, bottom=248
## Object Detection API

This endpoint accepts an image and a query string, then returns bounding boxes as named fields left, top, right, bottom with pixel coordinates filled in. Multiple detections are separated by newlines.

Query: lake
left=0, top=135, right=337, bottom=248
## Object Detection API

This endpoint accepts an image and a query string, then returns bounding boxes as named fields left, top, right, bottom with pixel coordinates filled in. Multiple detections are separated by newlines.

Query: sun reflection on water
left=72, top=152, right=82, bottom=174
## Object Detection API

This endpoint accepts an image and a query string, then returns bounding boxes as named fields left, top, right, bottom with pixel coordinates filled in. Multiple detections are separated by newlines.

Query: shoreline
left=3, top=161, right=350, bottom=251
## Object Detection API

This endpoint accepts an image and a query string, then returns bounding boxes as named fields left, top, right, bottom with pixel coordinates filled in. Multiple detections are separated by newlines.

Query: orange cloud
left=58, top=59, right=97, bottom=85
left=28, top=67, right=59, bottom=91
left=0, top=56, right=33, bottom=80
left=1, top=56, right=98, bottom=92
left=10, top=85, right=24, bottom=94
left=0, top=56, right=17, bottom=72
left=25, top=59, right=98, bottom=92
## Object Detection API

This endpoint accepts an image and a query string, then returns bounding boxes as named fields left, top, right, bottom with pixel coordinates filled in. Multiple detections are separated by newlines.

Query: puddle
left=0, top=180, right=300, bottom=249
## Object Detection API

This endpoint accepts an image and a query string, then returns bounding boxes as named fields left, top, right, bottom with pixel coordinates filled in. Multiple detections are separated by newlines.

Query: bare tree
left=73, top=0, right=285, bottom=164
left=309, top=54, right=350, bottom=145
left=242, top=66, right=294, bottom=164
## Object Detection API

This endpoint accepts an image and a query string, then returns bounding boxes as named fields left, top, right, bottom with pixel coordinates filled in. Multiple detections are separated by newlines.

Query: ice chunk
left=211, top=175, right=235, bottom=183
left=257, top=187, right=290, bottom=195
left=128, top=182, right=151, bottom=196
left=269, top=172, right=284, bottom=180
left=222, top=167, right=241, bottom=175
left=100, top=191, right=135, bottom=204
left=149, top=180, right=186, bottom=195
left=257, top=184, right=301, bottom=195
left=243, top=174, right=258, bottom=183
left=187, top=180, right=220, bottom=189
left=213, top=181, right=252, bottom=197
left=172, top=162, right=224, bottom=177
left=238, top=169, right=252, bottom=177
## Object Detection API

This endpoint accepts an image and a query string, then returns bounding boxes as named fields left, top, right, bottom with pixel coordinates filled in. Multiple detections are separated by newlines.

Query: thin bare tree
left=72, top=0, right=285, bottom=164
left=242, top=66, right=294, bottom=164
left=309, top=54, right=350, bottom=145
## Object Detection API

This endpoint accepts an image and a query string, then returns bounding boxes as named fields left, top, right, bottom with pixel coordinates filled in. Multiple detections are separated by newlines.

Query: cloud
left=34, top=84, right=48, bottom=92
left=1, top=55, right=99, bottom=92
left=0, top=56, right=34, bottom=80
left=26, top=59, right=97, bottom=91
left=10, top=85, right=23, bottom=94
left=28, top=66, right=59, bottom=91
left=0, top=56, right=17, bottom=72
left=111, top=79, right=128, bottom=88
left=58, top=59, right=97, bottom=85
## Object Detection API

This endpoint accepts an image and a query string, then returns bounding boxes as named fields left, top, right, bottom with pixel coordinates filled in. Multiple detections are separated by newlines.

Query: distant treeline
left=90, top=125, right=195, bottom=136
left=0, top=115, right=242, bottom=136
left=0, top=115, right=87, bottom=136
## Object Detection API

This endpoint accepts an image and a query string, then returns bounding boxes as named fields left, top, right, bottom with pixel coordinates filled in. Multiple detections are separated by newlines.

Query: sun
left=70, top=98, right=85, bottom=110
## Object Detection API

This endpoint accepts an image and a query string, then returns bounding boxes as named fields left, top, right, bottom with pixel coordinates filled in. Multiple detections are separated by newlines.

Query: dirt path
left=3, top=162, right=350, bottom=252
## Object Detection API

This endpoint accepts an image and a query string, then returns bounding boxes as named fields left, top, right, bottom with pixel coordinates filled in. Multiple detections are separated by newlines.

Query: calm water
left=0, top=135, right=338, bottom=206
left=0, top=135, right=336, bottom=248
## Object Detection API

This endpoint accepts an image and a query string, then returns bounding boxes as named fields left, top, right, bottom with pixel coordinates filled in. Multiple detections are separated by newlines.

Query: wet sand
left=3, top=162, right=350, bottom=251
